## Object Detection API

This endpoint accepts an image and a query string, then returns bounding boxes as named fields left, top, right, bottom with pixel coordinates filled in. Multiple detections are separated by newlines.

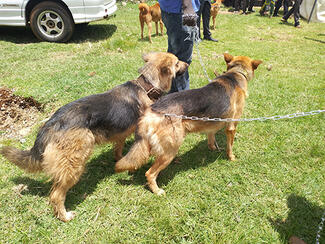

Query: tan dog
left=139, top=2, right=163, bottom=43
left=1, top=52, right=188, bottom=222
left=210, top=0, right=223, bottom=30
left=115, top=53, right=262, bottom=195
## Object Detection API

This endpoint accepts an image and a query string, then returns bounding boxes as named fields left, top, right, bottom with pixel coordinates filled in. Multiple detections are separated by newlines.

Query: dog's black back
left=151, top=79, right=233, bottom=118
left=31, top=82, right=142, bottom=160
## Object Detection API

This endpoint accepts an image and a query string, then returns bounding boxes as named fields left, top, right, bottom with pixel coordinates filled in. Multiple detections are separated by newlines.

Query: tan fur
left=210, top=0, right=223, bottom=30
left=1, top=52, right=188, bottom=222
left=115, top=53, right=262, bottom=195
left=139, top=3, right=163, bottom=43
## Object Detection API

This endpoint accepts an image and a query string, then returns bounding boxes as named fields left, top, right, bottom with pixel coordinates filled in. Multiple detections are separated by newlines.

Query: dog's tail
left=1, top=146, right=42, bottom=173
left=139, top=3, right=150, bottom=15
left=115, top=138, right=150, bottom=173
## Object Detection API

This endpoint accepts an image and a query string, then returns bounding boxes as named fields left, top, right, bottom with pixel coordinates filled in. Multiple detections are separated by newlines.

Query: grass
left=0, top=1, right=324, bottom=243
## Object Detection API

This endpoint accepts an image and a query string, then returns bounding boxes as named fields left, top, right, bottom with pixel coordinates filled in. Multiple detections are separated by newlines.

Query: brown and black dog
left=115, top=53, right=262, bottom=195
left=0, top=52, right=188, bottom=222
left=139, top=2, right=163, bottom=43
left=210, top=0, right=223, bottom=30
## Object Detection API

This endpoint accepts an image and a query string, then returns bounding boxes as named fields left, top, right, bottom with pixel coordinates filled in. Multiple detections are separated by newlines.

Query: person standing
left=159, top=0, right=200, bottom=92
left=197, top=0, right=219, bottom=41
left=281, top=0, right=302, bottom=27
left=273, top=0, right=288, bottom=16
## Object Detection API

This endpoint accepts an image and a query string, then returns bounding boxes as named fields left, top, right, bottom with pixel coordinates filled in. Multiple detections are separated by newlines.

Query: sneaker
left=295, top=25, right=302, bottom=28
left=248, top=9, right=255, bottom=12
left=281, top=18, right=287, bottom=23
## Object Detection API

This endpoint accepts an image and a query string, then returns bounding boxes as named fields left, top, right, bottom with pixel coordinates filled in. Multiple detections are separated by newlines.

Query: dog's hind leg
left=155, top=21, right=159, bottom=35
left=207, top=132, right=221, bottom=152
left=115, top=138, right=150, bottom=173
left=148, top=22, right=152, bottom=43
left=43, top=129, right=95, bottom=222
left=113, top=137, right=127, bottom=162
left=145, top=151, right=177, bottom=195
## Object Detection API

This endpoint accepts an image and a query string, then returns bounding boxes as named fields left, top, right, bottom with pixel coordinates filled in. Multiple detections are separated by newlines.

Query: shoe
left=273, top=14, right=279, bottom=17
left=295, top=25, right=302, bottom=28
left=204, top=36, right=218, bottom=42
left=281, top=18, right=287, bottom=23
left=248, top=9, right=255, bottom=12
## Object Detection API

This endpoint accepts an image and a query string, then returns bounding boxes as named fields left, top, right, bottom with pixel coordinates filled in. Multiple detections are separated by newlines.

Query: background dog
left=0, top=52, right=188, bottom=222
left=139, top=2, right=163, bottom=43
left=210, top=0, right=223, bottom=30
left=115, top=53, right=262, bottom=195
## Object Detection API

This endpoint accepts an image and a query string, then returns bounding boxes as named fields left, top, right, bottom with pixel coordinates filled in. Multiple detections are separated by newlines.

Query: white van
left=0, top=0, right=117, bottom=42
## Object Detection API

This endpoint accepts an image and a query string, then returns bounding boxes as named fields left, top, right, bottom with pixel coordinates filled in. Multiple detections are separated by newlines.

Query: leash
left=164, top=110, right=325, bottom=122
left=316, top=210, right=325, bottom=244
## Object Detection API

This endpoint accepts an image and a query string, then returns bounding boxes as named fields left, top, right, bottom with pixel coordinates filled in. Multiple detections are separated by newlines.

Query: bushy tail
left=1, top=146, right=42, bottom=173
left=139, top=3, right=149, bottom=15
left=115, top=139, right=150, bottom=173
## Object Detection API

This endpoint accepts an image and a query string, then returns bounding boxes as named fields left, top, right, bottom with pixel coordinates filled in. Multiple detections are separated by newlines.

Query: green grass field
left=0, top=1, right=324, bottom=243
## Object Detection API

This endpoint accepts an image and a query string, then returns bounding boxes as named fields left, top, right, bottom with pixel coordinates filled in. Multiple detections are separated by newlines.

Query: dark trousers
left=243, top=0, right=254, bottom=12
left=283, top=0, right=302, bottom=26
left=273, top=0, right=289, bottom=15
left=197, top=0, right=212, bottom=39
left=161, top=10, right=193, bottom=92
left=234, top=0, right=242, bottom=11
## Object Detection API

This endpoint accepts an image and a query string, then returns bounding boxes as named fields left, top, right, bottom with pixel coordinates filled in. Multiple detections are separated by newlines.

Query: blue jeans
left=161, top=10, right=194, bottom=92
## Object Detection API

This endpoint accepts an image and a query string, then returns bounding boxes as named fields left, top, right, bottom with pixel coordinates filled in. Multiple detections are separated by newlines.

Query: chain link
left=316, top=210, right=325, bottom=244
left=164, top=110, right=325, bottom=122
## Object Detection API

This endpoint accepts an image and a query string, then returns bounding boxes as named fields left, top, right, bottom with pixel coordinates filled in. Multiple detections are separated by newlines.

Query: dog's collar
left=228, top=65, right=249, bottom=81
left=136, top=75, right=164, bottom=101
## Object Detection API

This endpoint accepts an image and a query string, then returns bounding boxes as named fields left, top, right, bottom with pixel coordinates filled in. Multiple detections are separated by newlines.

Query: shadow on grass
left=304, top=37, right=325, bottom=44
left=117, top=132, right=228, bottom=189
left=12, top=147, right=117, bottom=210
left=0, top=24, right=117, bottom=44
left=269, top=194, right=324, bottom=244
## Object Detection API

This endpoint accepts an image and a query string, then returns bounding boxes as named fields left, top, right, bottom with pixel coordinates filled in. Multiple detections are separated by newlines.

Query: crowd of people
left=224, top=0, right=302, bottom=27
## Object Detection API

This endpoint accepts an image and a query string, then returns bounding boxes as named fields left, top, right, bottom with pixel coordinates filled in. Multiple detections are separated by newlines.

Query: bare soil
left=0, top=87, right=43, bottom=139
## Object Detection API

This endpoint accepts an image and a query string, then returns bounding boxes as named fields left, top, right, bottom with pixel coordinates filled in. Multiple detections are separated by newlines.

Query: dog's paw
left=156, top=189, right=166, bottom=196
left=59, top=211, right=76, bottom=222
left=228, top=154, right=236, bottom=161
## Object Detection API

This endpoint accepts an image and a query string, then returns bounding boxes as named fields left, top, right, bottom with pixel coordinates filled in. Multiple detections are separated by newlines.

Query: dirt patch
left=0, top=87, right=43, bottom=139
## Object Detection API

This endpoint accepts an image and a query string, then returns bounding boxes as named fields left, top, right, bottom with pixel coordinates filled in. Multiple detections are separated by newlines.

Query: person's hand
left=182, top=0, right=198, bottom=26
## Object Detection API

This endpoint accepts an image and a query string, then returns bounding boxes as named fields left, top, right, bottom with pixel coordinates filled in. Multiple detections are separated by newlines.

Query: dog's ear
left=251, top=60, right=263, bottom=70
left=224, top=53, right=233, bottom=63
left=161, top=66, right=171, bottom=76
left=142, top=52, right=156, bottom=63
left=138, top=62, right=160, bottom=87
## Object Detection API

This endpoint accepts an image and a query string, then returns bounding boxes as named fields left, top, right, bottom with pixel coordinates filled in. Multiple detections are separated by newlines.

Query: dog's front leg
left=225, top=123, right=237, bottom=161
left=148, top=22, right=153, bottom=43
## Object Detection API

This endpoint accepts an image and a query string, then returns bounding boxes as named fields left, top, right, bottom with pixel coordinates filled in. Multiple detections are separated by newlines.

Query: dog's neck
left=136, top=75, right=164, bottom=101
left=227, top=65, right=251, bottom=97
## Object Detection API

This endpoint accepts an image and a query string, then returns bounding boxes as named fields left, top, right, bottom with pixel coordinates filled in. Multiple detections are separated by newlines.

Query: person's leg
left=161, top=10, right=193, bottom=92
left=248, top=0, right=255, bottom=12
left=282, top=2, right=294, bottom=20
left=292, top=0, right=302, bottom=26
left=270, top=0, right=275, bottom=16
left=283, top=0, right=289, bottom=15
left=273, top=0, right=282, bottom=16
left=202, top=1, right=212, bottom=38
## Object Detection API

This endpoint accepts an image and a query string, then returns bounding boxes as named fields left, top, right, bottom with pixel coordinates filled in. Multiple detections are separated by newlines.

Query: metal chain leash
left=316, top=210, right=325, bottom=244
left=183, top=19, right=325, bottom=244
left=164, top=110, right=325, bottom=122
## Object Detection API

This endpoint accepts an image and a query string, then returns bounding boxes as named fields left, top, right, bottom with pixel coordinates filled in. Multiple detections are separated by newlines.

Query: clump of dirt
left=0, top=87, right=43, bottom=139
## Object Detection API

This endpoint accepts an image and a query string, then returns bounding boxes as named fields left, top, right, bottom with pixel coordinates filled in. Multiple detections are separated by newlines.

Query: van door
left=0, top=0, right=25, bottom=26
